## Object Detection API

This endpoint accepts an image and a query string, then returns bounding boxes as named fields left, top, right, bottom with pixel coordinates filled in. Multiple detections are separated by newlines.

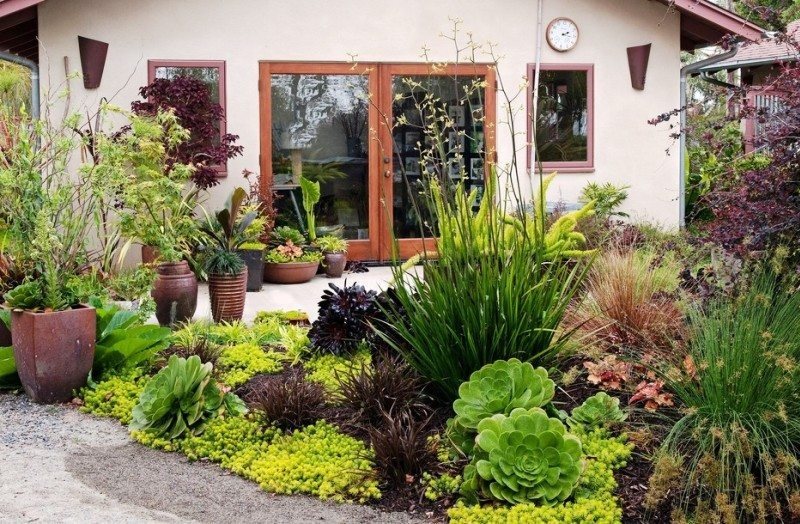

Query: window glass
left=535, top=69, right=588, bottom=163
left=154, top=66, right=221, bottom=103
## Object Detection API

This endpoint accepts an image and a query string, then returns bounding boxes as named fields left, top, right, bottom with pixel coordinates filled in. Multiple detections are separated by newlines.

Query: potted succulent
left=263, top=226, right=323, bottom=284
left=315, top=235, right=348, bottom=278
left=201, top=187, right=256, bottom=323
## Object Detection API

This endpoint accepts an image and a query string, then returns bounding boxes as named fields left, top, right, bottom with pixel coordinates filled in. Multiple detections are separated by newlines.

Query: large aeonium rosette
left=462, top=407, right=583, bottom=505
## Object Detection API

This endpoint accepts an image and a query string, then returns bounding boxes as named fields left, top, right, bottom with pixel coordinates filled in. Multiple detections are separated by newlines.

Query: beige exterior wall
left=37, top=0, right=682, bottom=228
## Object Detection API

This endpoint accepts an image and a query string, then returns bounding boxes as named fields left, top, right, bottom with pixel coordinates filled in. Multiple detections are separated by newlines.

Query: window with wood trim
left=147, top=60, right=228, bottom=173
left=528, top=64, right=594, bottom=172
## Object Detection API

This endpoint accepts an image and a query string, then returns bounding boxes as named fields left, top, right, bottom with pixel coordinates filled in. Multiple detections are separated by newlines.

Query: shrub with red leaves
left=132, top=76, right=243, bottom=189
left=702, top=65, right=800, bottom=266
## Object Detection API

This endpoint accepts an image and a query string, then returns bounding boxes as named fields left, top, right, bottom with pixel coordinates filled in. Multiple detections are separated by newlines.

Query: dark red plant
left=132, top=76, right=243, bottom=189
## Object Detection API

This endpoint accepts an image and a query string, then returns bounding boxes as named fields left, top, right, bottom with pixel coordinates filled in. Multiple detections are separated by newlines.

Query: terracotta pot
left=11, top=305, right=96, bottom=403
left=152, top=261, right=198, bottom=327
left=236, top=248, right=264, bottom=292
left=141, top=245, right=160, bottom=265
left=208, top=269, right=248, bottom=323
left=263, top=262, right=319, bottom=284
left=323, top=253, right=347, bottom=278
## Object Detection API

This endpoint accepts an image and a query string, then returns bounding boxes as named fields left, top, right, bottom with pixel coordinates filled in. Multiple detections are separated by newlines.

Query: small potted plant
left=263, top=226, right=323, bottom=284
left=314, top=235, right=348, bottom=278
left=201, top=187, right=256, bottom=322
left=235, top=204, right=269, bottom=293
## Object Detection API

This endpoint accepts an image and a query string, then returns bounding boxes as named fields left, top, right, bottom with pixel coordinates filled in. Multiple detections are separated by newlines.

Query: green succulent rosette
left=130, top=355, right=246, bottom=440
left=567, top=392, right=627, bottom=431
left=449, top=359, right=555, bottom=454
left=462, top=407, right=583, bottom=505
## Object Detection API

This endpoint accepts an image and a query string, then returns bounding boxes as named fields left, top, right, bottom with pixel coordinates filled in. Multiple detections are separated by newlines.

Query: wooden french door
left=259, top=62, right=495, bottom=261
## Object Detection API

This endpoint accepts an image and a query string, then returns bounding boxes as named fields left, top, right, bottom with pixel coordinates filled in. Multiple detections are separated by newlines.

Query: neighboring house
left=0, top=0, right=764, bottom=261
left=699, top=20, right=798, bottom=152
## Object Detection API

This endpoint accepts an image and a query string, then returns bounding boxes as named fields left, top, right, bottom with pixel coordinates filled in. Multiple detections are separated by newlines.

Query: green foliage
left=0, top=345, right=19, bottom=389
left=216, top=343, right=285, bottom=388
left=450, top=428, right=632, bottom=523
left=201, top=187, right=254, bottom=275
left=450, top=359, right=555, bottom=454
left=80, top=369, right=149, bottom=425
left=271, top=226, right=306, bottom=246
left=106, top=266, right=157, bottom=301
left=130, top=355, right=247, bottom=440
left=653, top=271, right=800, bottom=519
left=254, top=309, right=309, bottom=324
left=579, top=182, right=629, bottom=218
left=299, top=176, right=321, bottom=240
left=303, top=350, right=371, bottom=395
left=567, top=393, right=627, bottom=432
left=314, top=235, right=348, bottom=254
left=423, top=472, right=462, bottom=501
left=0, top=62, right=30, bottom=114
left=93, top=302, right=171, bottom=378
left=3, top=280, right=44, bottom=310
left=462, top=408, right=583, bottom=506
left=180, top=414, right=279, bottom=462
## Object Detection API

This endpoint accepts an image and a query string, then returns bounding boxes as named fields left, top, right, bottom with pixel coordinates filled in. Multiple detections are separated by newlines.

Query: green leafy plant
left=314, top=235, right=348, bottom=254
left=201, top=187, right=256, bottom=276
left=130, top=355, right=247, bottom=440
left=3, top=280, right=45, bottom=310
left=567, top=392, right=627, bottom=432
left=578, top=182, right=629, bottom=218
left=462, top=407, right=583, bottom=506
left=449, top=359, right=555, bottom=454
left=299, top=175, right=321, bottom=241
left=650, top=271, right=800, bottom=520
left=270, top=226, right=306, bottom=246
left=264, top=244, right=323, bottom=264
left=92, top=302, right=172, bottom=378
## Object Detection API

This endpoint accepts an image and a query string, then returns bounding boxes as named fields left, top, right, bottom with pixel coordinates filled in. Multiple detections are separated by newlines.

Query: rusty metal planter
left=322, top=253, right=347, bottom=278
left=11, top=306, right=96, bottom=403
left=208, top=269, right=248, bottom=323
left=152, top=261, right=198, bottom=327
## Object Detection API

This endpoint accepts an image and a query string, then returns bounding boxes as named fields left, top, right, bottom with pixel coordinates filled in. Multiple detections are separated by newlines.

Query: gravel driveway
left=0, top=394, right=424, bottom=524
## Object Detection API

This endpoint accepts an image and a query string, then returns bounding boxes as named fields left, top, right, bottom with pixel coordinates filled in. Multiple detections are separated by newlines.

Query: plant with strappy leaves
left=461, top=407, right=583, bottom=506
left=130, top=355, right=247, bottom=440
left=201, top=187, right=257, bottom=275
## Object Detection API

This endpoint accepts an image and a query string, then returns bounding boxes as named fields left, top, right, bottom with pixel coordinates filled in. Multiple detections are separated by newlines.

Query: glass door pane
left=270, top=74, right=370, bottom=240
left=390, top=75, right=487, bottom=239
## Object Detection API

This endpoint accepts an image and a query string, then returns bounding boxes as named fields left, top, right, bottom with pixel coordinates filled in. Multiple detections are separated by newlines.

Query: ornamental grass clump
left=130, top=355, right=247, bottom=440
left=461, top=407, right=583, bottom=506
left=651, top=272, right=800, bottom=521
left=377, top=174, right=593, bottom=402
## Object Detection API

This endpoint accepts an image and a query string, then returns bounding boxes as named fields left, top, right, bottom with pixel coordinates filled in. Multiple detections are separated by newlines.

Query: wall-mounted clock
left=546, top=18, right=579, bottom=52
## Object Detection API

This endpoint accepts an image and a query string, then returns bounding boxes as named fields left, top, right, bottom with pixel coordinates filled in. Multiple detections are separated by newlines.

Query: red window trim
left=526, top=63, right=594, bottom=173
left=147, top=59, right=228, bottom=176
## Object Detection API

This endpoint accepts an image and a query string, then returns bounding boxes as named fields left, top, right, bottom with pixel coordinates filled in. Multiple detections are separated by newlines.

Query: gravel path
left=0, top=394, right=424, bottom=523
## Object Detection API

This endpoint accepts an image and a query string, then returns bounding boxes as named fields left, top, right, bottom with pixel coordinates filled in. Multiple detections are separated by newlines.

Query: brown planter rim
left=263, top=261, right=320, bottom=284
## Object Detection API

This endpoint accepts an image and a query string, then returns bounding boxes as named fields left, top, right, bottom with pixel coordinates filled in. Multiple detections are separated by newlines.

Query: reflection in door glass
left=271, top=74, right=370, bottom=240
left=391, top=75, right=486, bottom=239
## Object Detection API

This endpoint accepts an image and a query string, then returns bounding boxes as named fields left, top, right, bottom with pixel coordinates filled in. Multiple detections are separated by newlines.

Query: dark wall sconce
left=627, top=43, right=651, bottom=91
left=78, top=36, right=109, bottom=89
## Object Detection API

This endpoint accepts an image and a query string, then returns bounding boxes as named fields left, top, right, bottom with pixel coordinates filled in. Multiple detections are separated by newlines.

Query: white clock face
left=547, top=18, right=579, bottom=52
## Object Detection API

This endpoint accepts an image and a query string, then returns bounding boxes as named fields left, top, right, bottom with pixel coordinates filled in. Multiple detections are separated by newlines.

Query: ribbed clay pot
left=208, top=269, right=248, bottom=323
left=263, top=262, right=319, bottom=284
left=11, top=305, right=96, bottom=403
left=323, top=253, right=347, bottom=278
left=236, top=248, right=265, bottom=292
left=152, top=261, right=198, bottom=327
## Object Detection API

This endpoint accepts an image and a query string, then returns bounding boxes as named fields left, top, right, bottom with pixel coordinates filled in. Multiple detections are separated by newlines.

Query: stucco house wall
left=37, top=0, right=682, bottom=229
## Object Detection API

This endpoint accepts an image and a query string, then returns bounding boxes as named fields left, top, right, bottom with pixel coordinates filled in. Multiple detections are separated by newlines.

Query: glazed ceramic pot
left=208, top=269, right=248, bottom=323
left=263, top=262, right=319, bottom=284
left=152, top=261, right=198, bottom=327
left=236, top=248, right=265, bottom=292
left=323, top=253, right=347, bottom=278
left=11, top=305, right=96, bottom=403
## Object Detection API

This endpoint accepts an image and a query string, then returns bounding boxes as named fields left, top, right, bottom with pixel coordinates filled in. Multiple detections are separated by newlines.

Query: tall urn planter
left=152, top=261, right=198, bottom=327
left=323, top=252, right=347, bottom=278
left=208, top=269, right=248, bottom=323
left=11, top=306, right=96, bottom=403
